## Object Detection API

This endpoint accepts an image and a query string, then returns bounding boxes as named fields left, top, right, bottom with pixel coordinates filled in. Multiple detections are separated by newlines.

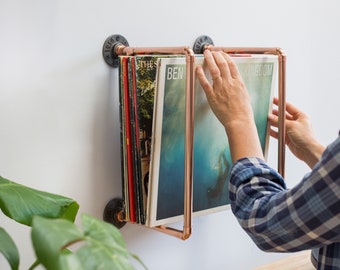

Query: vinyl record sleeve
left=147, top=54, right=278, bottom=227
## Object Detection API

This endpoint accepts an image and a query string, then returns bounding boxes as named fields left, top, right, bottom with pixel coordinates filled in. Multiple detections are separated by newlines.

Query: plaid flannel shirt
left=229, top=136, right=340, bottom=270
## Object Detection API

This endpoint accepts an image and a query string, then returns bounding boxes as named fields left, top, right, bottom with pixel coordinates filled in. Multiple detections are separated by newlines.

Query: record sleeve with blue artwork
left=147, top=55, right=278, bottom=227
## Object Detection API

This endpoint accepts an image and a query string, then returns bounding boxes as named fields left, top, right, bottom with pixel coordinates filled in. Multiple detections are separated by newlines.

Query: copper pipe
left=153, top=225, right=191, bottom=240
left=183, top=47, right=195, bottom=239
left=115, top=45, right=194, bottom=57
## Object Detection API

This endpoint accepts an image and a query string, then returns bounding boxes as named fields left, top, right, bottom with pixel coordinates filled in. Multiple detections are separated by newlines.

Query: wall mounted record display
left=102, top=34, right=286, bottom=240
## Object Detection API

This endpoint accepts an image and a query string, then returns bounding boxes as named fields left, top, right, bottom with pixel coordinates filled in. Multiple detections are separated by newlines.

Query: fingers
left=203, top=50, right=223, bottom=82
left=221, top=52, right=241, bottom=79
left=285, top=101, right=304, bottom=120
left=210, top=51, right=231, bottom=80
left=272, top=96, right=279, bottom=106
left=196, top=65, right=214, bottom=99
left=269, top=128, right=279, bottom=140
left=196, top=50, right=231, bottom=102
left=203, top=50, right=240, bottom=82
left=273, top=110, right=293, bottom=121
left=268, top=113, right=279, bottom=128
left=269, top=98, right=305, bottom=142
left=272, top=97, right=302, bottom=120
left=197, top=50, right=243, bottom=102
left=268, top=113, right=279, bottom=141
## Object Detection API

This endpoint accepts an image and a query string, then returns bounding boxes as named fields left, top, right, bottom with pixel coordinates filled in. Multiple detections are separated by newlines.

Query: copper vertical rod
left=114, top=44, right=194, bottom=240
left=183, top=47, right=195, bottom=239
left=205, top=46, right=286, bottom=177
left=277, top=50, right=286, bottom=178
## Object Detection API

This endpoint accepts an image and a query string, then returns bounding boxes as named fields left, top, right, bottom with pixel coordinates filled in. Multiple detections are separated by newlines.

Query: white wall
left=1, top=0, right=340, bottom=269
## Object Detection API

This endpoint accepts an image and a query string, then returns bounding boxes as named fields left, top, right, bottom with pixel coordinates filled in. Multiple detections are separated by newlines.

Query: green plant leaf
left=0, top=227, right=19, bottom=270
left=58, top=252, right=84, bottom=270
left=31, top=215, right=147, bottom=270
left=31, top=216, right=84, bottom=270
left=0, top=176, right=79, bottom=225
left=75, top=214, right=135, bottom=270
left=82, top=213, right=128, bottom=252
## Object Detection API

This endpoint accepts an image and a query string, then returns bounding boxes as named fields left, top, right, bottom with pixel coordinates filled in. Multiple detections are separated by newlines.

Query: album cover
left=147, top=55, right=278, bottom=226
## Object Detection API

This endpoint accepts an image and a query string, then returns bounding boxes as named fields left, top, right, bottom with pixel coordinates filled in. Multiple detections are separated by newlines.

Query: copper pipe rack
left=102, top=34, right=286, bottom=240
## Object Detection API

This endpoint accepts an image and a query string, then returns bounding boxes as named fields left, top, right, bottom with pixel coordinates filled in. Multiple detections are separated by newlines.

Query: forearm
left=226, top=119, right=264, bottom=163
left=229, top=159, right=314, bottom=252
left=230, top=139, right=340, bottom=252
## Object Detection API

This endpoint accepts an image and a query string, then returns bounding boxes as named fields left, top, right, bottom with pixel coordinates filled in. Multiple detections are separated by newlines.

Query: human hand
left=268, top=97, right=325, bottom=168
left=196, top=50, right=263, bottom=162
left=196, top=50, right=254, bottom=132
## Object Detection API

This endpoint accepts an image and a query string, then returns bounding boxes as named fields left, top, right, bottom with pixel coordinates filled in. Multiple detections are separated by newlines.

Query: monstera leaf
left=0, top=176, right=144, bottom=269
left=0, top=176, right=79, bottom=225
left=0, top=175, right=79, bottom=269
left=31, top=214, right=146, bottom=270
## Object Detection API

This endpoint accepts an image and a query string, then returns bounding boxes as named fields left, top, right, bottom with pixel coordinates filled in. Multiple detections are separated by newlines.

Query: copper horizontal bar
left=115, top=45, right=194, bottom=56
left=153, top=225, right=192, bottom=240
left=206, top=45, right=284, bottom=55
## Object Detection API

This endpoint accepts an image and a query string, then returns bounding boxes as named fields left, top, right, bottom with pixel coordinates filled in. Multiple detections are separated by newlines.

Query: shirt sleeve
left=229, top=137, right=340, bottom=252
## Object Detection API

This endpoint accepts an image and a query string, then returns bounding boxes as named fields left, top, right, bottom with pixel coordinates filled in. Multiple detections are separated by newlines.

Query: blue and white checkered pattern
left=229, top=136, right=340, bottom=270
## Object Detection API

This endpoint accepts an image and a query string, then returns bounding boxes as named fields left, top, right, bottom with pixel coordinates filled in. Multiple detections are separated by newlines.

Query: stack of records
left=118, top=54, right=278, bottom=227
